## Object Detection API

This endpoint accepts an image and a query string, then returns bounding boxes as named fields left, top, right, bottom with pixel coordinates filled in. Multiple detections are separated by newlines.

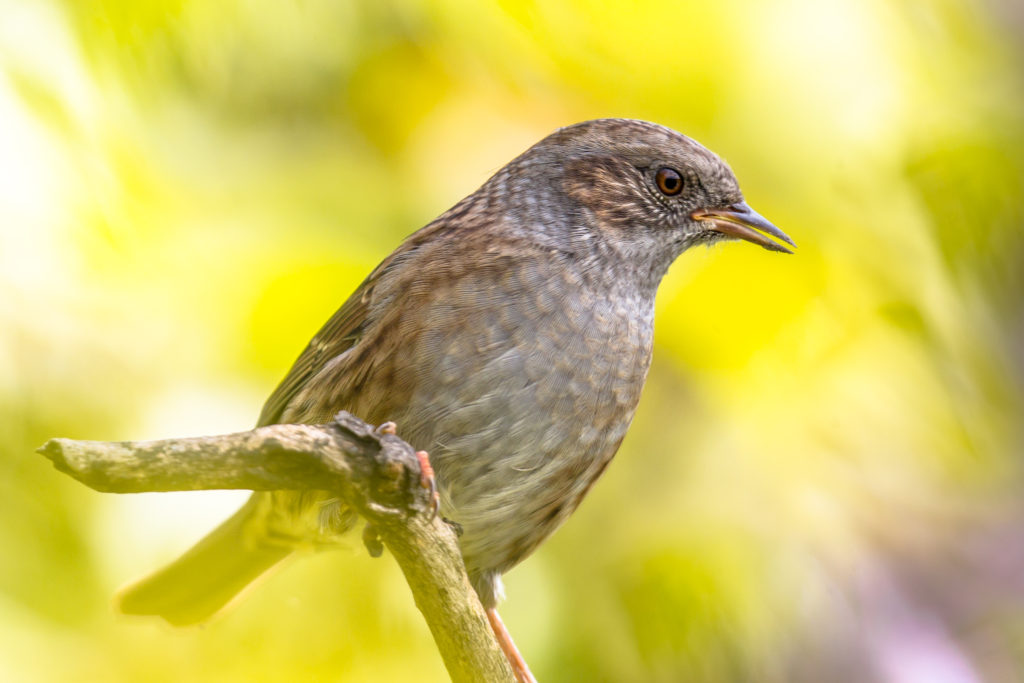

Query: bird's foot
left=486, top=607, right=538, bottom=683
left=375, top=422, right=439, bottom=520
left=375, top=421, right=398, bottom=435
left=415, top=449, right=441, bottom=520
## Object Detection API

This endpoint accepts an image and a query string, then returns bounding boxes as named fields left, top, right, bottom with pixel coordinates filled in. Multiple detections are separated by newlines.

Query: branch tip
left=37, top=439, right=69, bottom=467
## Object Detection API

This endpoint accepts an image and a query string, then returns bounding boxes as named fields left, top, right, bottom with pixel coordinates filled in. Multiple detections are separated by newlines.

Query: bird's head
left=503, top=119, right=794, bottom=271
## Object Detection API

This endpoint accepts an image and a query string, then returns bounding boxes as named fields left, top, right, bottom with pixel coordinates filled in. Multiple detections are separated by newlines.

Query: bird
left=117, top=118, right=794, bottom=682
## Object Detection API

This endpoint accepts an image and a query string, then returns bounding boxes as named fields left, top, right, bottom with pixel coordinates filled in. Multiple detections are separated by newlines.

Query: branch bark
left=37, top=411, right=515, bottom=683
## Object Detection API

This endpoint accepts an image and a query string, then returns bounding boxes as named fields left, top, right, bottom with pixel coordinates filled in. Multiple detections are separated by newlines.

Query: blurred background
left=2, top=0, right=1022, bottom=681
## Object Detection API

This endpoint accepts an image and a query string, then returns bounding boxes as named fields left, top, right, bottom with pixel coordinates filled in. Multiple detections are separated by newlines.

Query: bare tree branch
left=37, top=411, right=515, bottom=683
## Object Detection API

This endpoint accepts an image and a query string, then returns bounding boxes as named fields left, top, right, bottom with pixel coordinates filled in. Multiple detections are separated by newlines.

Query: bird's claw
left=415, top=449, right=440, bottom=520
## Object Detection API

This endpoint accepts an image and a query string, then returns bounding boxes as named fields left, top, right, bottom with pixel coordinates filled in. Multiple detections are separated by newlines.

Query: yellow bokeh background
left=2, top=1, right=1022, bottom=681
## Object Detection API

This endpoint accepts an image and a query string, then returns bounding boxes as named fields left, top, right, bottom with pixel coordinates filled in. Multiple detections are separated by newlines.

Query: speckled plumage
left=120, top=118, right=791, bottom=629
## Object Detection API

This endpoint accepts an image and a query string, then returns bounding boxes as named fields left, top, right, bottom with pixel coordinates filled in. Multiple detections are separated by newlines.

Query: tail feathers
left=117, top=494, right=291, bottom=626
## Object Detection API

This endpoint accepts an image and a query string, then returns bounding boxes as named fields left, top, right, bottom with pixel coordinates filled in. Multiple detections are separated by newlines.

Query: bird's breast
left=374, top=259, right=656, bottom=579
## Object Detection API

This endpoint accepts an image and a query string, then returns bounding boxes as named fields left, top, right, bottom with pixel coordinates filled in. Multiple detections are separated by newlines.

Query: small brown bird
left=119, top=119, right=793, bottom=681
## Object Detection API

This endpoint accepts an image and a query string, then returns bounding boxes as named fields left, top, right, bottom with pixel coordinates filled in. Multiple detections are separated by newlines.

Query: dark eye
left=655, top=167, right=683, bottom=196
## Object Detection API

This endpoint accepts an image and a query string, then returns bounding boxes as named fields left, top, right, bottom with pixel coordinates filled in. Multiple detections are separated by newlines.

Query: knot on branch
left=324, top=412, right=435, bottom=522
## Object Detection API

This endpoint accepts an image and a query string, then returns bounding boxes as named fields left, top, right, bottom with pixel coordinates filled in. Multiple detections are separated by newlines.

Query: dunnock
left=119, top=119, right=793, bottom=682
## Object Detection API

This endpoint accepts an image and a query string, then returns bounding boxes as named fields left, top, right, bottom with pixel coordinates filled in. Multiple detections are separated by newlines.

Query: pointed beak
left=691, top=201, right=796, bottom=254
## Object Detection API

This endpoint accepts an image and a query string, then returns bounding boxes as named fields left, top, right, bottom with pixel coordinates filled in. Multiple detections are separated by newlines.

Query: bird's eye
left=655, top=167, right=684, bottom=196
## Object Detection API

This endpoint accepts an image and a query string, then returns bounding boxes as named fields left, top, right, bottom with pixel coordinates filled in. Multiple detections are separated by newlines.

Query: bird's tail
left=117, top=493, right=291, bottom=626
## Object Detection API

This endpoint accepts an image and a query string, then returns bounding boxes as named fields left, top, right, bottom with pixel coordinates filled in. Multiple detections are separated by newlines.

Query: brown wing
left=255, top=210, right=469, bottom=427
left=256, top=270, right=377, bottom=427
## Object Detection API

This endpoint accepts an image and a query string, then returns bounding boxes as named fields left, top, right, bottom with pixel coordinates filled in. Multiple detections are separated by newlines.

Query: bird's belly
left=393, top=295, right=654, bottom=581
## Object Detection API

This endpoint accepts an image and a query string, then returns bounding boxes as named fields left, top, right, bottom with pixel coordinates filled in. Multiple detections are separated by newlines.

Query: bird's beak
left=691, top=201, right=796, bottom=254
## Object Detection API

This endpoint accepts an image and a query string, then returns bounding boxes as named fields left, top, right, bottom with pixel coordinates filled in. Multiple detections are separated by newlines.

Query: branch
left=37, top=412, right=515, bottom=683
